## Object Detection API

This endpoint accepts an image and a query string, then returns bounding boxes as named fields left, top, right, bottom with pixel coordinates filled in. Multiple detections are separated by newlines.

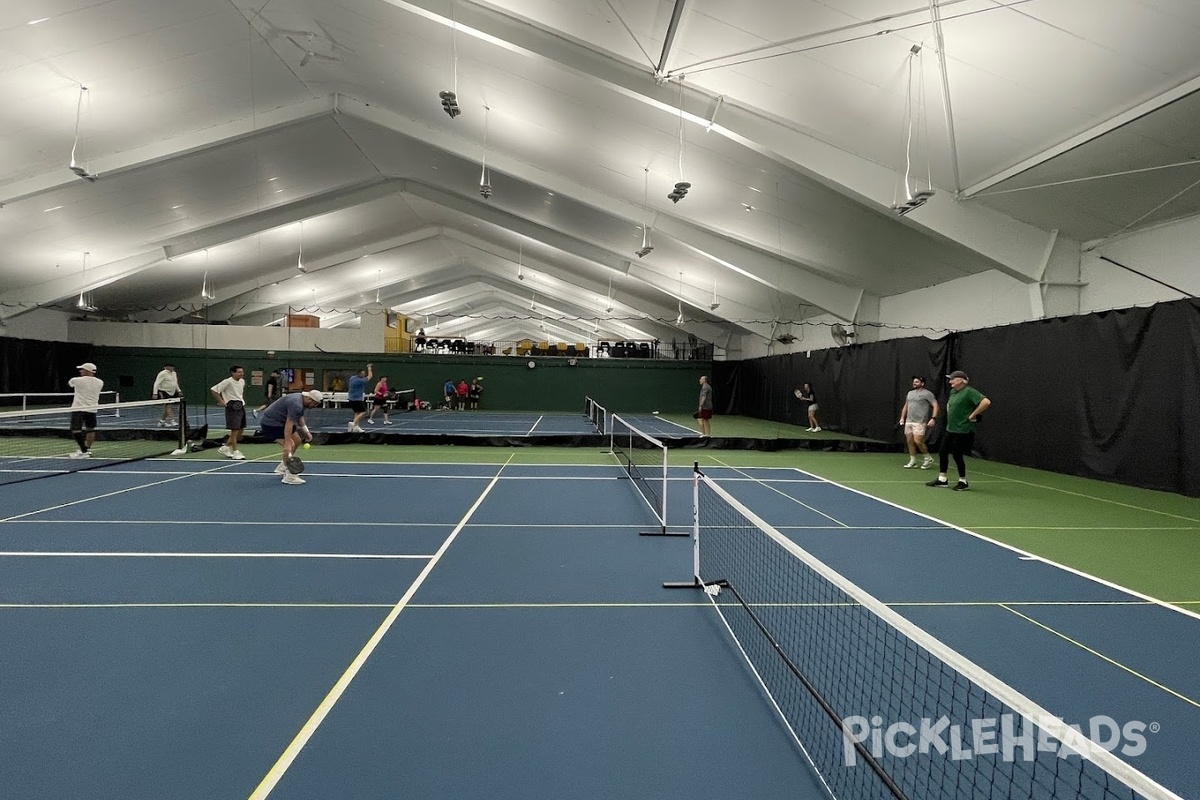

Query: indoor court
left=2, top=1, right=1199, bottom=799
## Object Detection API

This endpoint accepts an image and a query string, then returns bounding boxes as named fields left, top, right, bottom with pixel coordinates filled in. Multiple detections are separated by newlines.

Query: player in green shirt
left=927, top=370, right=991, bottom=491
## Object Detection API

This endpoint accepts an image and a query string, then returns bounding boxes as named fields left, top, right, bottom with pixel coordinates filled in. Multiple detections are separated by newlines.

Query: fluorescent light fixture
left=43, top=206, right=62, bottom=213
left=28, top=18, right=50, bottom=25
left=170, top=204, right=184, bottom=210
left=268, top=176, right=279, bottom=181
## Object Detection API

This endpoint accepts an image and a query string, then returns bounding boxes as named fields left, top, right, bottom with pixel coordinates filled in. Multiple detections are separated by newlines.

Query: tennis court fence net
left=0, top=398, right=194, bottom=487
left=672, top=465, right=1182, bottom=800
left=584, top=396, right=607, bottom=435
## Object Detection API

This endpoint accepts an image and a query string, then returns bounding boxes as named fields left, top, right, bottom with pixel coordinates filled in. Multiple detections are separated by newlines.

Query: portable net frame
left=0, top=398, right=189, bottom=487
left=609, top=413, right=687, bottom=537
left=583, top=396, right=607, bottom=435
left=666, top=465, right=1183, bottom=800
left=0, top=390, right=122, bottom=416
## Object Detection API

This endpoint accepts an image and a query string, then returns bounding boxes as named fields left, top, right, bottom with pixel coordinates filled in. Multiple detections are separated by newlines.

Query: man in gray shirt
left=697, top=376, right=713, bottom=438
left=898, top=375, right=939, bottom=468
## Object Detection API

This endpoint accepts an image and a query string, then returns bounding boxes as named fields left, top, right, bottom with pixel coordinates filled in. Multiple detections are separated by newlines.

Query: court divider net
left=584, top=396, right=607, bottom=435
left=0, top=398, right=191, bottom=487
left=665, top=464, right=1183, bottom=800
left=609, top=413, right=688, bottom=537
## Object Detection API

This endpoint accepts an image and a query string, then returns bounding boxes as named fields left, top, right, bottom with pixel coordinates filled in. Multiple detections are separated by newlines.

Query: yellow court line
left=972, top=471, right=1200, bottom=523
left=999, top=604, right=1200, bottom=709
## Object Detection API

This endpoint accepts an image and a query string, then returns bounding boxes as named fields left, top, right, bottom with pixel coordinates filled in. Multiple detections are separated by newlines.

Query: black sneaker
left=926, top=478, right=948, bottom=487
left=952, top=481, right=970, bottom=491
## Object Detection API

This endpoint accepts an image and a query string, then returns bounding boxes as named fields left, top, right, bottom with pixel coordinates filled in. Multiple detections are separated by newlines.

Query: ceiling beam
left=378, top=0, right=1055, bottom=283
left=963, top=75, right=1200, bottom=198
left=0, top=96, right=336, bottom=208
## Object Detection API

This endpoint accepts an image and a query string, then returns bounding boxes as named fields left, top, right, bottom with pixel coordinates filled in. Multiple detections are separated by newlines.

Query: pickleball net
left=0, top=398, right=190, bottom=487
left=609, top=413, right=686, bottom=536
left=667, top=465, right=1182, bottom=800
left=584, top=396, right=607, bottom=435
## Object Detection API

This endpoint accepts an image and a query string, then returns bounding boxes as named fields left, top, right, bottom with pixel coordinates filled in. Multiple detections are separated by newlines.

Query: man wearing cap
left=927, top=370, right=991, bottom=491
left=258, top=389, right=321, bottom=485
left=899, top=375, right=938, bottom=469
left=68, top=363, right=105, bottom=458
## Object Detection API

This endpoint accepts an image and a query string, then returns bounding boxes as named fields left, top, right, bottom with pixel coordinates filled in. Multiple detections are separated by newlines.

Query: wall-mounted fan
left=831, top=323, right=856, bottom=346
left=287, top=33, right=340, bottom=67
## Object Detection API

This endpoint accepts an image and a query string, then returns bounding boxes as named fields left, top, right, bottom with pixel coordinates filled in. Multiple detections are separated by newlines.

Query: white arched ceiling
left=2, top=0, right=1198, bottom=346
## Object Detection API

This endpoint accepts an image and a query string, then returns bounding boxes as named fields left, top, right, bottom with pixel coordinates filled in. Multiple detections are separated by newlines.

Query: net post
left=171, top=397, right=188, bottom=454
left=663, top=462, right=704, bottom=587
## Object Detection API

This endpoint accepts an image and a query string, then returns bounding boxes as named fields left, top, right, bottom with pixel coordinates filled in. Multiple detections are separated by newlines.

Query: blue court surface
left=0, top=459, right=1196, bottom=799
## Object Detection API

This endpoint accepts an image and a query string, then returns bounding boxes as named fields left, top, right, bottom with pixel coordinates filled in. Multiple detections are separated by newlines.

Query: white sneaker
left=921, top=458, right=934, bottom=469
left=230, top=451, right=246, bottom=460
left=347, top=422, right=355, bottom=432
left=281, top=473, right=305, bottom=485
left=903, top=460, right=917, bottom=468
left=351, top=425, right=364, bottom=433
left=805, top=427, right=814, bottom=432
left=252, top=409, right=258, bottom=418
left=812, top=427, right=821, bottom=432
left=383, top=420, right=392, bottom=425
left=367, top=419, right=375, bottom=425
left=69, top=450, right=90, bottom=459
left=218, top=445, right=232, bottom=456
left=274, top=462, right=287, bottom=475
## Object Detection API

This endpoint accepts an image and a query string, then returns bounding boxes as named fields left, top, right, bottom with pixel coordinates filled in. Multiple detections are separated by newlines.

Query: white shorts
left=904, top=421, right=928, bottom=437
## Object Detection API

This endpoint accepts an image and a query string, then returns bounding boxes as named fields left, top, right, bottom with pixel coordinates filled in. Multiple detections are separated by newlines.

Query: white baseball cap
left=303, top=389, right=324, bottom=402
left=76, top=362, right=98, bottom=372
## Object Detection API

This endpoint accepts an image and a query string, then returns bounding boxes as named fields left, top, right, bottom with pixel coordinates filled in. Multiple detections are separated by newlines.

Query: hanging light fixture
left=667, top=78, right=691, bottom=203
left=69, top=86, right=98, bottom=182
left=605, top=276, right=614, bottom=312
left=76, top=252, right=97, bottom=312
left=296, top=221, right=308, bottom=272
left=200, top=250, right=216, bottom=301
left=479, top=105, right=493, bottom=199
left=636, top=168, right=654, bottom=257
left=891, top=45, right=936, bottom=216
left=675, top=271, right=684, bottom=324
left=516, top=241, right=524, bottom=280
left=438, top=0, right=462, bottom=118
left=709, top=276, right=720, bottom=310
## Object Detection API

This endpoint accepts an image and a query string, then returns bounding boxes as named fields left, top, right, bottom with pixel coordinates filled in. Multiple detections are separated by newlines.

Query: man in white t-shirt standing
left=152, top=363, right=181, bottom=427
left=210, top=365, right=247, bottom=460
left=68, top=362, right=105, bottom=458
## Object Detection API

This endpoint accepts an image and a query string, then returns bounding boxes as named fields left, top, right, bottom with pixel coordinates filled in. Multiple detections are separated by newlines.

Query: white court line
left=0, top=551, right=431, bottom=559
left=709, top=457, right=851, bottom=528
left=0, top=457, right=270, bottom=523
left=247, top=453, right=514, bottom=799
left=525, top=414, right=544, bottom=435
left=46, top=468, right=623, bottom=481
left=785, top=466, right=1200, bottom=624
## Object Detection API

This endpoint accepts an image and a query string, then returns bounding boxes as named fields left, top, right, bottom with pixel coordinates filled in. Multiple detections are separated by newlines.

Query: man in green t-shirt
left=927, top=370, right=991, bottom=491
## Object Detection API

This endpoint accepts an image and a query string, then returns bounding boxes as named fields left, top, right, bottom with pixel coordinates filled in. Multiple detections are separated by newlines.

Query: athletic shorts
left=904, top=421, right=928, bottom=437
left=155, top=390, right=179, bottom=400
left=260, top=424, right=287, bottom=442
left=808, top=403, right=819, bottom=412
left=224, top=401, right=246, bottom=431
left=348, top=400, right=367, bottom=413
left=697, top=409, right=713, bottom=420
left=372, top=396, right=388, bottom=407
left=70, top=411, right=97, bottom=431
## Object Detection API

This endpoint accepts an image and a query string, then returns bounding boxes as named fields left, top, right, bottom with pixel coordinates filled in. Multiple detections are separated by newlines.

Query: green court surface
left=179, top=438, right=1200, bottom=611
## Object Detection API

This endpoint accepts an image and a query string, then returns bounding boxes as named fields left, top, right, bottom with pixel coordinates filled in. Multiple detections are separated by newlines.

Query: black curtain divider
left=715, top=298, right=1200, bottom=496
left=0, top=337, right=94, bottom=396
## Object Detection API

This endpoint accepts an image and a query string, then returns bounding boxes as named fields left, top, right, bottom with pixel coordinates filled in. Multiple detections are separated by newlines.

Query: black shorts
left=372, top=396, right=387, bottom=407
left=155, top=390, right=179, bottom=400
left=70, top=411, right=97, bottom=431
left=348, top=400, right=367, bottom=413
left=260, top=424, right=287, bottom=442
left=224, top=401, right=246, bottom=431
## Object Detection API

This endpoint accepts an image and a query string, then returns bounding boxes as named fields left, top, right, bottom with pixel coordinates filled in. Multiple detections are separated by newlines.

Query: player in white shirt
left=68, top=362, right=105, bottom=458
left=210, top=365, right=247, bottom=460
left=152, top=363, right=181, bottom=427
